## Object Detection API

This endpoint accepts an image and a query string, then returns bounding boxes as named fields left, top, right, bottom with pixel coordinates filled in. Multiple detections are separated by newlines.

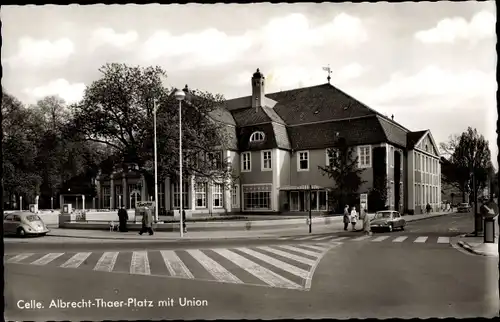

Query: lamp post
left=174, top=89, right=186, bottom=237
left=153, top=99, right=159, bottom=223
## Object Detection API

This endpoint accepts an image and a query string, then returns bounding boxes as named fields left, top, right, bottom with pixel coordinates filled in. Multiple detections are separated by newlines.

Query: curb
left=457, top=240, right=498, bottom=257
left=45, top=233, right=282, bottom=242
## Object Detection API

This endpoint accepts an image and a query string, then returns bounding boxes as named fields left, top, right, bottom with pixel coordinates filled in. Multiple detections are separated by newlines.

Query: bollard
left=483, top=217, right=496, bottom=243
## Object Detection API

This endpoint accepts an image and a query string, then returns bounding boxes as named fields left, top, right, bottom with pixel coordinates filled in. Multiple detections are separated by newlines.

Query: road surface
left=5, top=212, right=498, bottom=319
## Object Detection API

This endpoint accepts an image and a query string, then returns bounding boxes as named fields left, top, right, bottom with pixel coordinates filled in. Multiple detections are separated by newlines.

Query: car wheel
left=17, top=227, right=26, bottom=238
left=388, top=224, right=393, bottom=232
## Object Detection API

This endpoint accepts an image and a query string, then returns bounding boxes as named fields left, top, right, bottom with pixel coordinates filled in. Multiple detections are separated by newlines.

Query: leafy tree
left=68, top=63, right=234, bottom=194
left=318, top=137, right=366, bottom=211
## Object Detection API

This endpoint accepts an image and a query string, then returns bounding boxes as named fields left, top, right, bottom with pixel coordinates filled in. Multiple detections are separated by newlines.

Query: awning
left=278, top=185, right=331, bottom=191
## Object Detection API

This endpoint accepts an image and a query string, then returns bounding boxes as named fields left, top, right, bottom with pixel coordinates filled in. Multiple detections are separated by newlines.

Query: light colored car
left=3, top=212, right=50, bottom=237
left=457, top=203, right=471, bottom=213
left=370, top=210, right=406, bottom=232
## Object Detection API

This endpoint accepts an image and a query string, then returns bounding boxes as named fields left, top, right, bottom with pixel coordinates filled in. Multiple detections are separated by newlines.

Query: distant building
left=96, top=69, right=442, bottom=215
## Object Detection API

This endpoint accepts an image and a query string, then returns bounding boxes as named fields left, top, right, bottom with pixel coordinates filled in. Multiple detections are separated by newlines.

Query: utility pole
left=309, top=184, right=312, bottom=234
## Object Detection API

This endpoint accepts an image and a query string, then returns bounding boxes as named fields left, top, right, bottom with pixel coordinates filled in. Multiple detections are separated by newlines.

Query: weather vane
left=322, top=65, right=332, bottom=84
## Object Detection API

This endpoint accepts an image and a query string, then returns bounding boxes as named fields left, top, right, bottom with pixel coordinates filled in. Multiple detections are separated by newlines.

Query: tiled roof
left=220, top=124, right=238, bottom=150
left=287, top=116, right=387, bottom=150
left=378, top=116, right=408, bottom=148
left=267, top=84, right=377, bottom=125
left=407, top=130, right=428, bottom=149
left=208, top=106, right=236, bottom=126
left=262, top=106, right=286, bottom=125
left=238, top=123, right=290, bottom=151
left=231, top=107, right=272, bottom=127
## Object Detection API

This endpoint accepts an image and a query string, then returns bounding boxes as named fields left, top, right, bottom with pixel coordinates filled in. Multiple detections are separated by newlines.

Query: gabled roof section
left=377, top=116, right=408, bottom=148
left=238, top=123, right=291, bottom=151
left=407, top=130, right=428, bottom=149
left=208, top=107, right=236, bottom=126
left=262, top=106, right=286, bottom=125
left=267, top=83, right=377, bottom=125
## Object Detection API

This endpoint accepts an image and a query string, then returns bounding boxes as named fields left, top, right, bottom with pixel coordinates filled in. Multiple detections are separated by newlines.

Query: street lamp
left=153, top=99, right=159, bottom=223
left=175, top=89, right=186, bottom=238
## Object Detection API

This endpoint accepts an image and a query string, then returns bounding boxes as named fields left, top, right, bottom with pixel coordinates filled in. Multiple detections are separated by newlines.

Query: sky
left=2, top=2, right=497, bottom=167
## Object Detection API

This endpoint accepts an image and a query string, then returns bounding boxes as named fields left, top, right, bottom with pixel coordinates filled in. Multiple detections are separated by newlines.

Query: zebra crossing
left=278, top=234, right=452, bottom=244
left=5, top=242, right=341, bottom=291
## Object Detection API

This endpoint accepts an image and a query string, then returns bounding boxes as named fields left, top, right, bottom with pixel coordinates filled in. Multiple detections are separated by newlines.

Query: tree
left=440, top=127, right=492, bottom=203
left=318, top=137, right=366, bottom=211
left=69, top=63, right=234, bottom=194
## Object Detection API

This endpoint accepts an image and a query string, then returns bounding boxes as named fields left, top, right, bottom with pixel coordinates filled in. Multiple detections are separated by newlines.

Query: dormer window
left=249, top=131, right=265, bottom=142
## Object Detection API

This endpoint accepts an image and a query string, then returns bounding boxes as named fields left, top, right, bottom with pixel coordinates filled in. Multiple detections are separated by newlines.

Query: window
left=400, top=152, right=403, bottom=170
left=390, top=146, right=394, bottom=167
left=207, top=151, right=223, bottom=169
left=195, top=182, right=207, bottom=208
left=326, top=148, right=338, bottom=166
left=213, top=184, right=223, bottom=208
left=115, top=185, right=122, bottom=208
left=173, top=182, right=189, bottom=209
left=243, top=185, right=272, bottom=210
left=128, top=183, right=142, bottom=208
left=158, top=183, right=165, bottom=210
left=241, top=152, right=251, bottom=172
left=249, top=131, right=265, bottom=142
left=261, top=150, right=272, bottom=171
left=103, top=186, right=111, bottom=208
left=390, top=181, right=394, bottom=206
left=231, top=184, right=240, bottom=208
left=318, top=190, right=327, bottom=211
left=298, top=151, right=309, bottom=171
left=358, top=146, right=371, bottom=168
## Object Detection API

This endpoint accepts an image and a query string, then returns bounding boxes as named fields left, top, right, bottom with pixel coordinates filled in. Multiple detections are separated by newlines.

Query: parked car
left=370, top=210, right=406, bottom=232
left=457, top=203, right=471, bottom=213
left=3, top=212, right=50, bottom=237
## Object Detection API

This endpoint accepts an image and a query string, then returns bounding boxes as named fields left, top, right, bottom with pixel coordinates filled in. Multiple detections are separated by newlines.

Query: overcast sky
left=2, top=2, right=497, bottom=167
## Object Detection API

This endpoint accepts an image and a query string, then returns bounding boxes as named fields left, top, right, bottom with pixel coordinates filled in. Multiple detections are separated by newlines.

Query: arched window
left=249, top=131, right=265, bottom=142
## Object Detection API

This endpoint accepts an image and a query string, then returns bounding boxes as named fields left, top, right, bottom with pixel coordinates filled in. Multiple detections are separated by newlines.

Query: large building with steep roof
left=97, top=69, right=442, bottom=215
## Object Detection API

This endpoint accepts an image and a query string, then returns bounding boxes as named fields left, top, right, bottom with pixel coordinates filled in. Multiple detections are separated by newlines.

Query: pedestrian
left=361, top=206, right=371, bottom=235
left=343, top=205, right=350, bottom=231
left=350, top=206, right=358, bottom=231
left=118, top=206, right=128, bottom=232
left=182, top=209, right=187, bottom=233
left=139, top=206, right=154, bottom=235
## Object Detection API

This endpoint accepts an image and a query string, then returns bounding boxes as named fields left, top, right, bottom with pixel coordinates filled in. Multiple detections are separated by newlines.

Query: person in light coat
left=139, top=206, right=154, bottom=235
left=361, top=205, right=371, bottom=235
left=350, top=206, right=358, bottom=231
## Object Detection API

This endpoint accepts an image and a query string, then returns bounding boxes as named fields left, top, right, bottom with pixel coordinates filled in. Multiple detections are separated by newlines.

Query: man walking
left=182, top=209, right=187, bottom=233
left=361, top=205, right=372, bottom=235
left=118, top=206, right=128, bottom=232
left=343, top=205, right=350, bottom=231
left=139, top=206, right=154, bottom=235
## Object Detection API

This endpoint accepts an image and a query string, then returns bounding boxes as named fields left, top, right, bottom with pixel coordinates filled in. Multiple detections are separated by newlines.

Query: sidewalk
left=455, top=216, right=499, bottom=257
left=44, top=210, right=454, bottom=241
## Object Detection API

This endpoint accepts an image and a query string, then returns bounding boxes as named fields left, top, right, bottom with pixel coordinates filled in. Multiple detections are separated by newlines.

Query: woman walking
left=350, top=206, right=358, bottom=231
left=139, top=206, right=154, bottom=236
left=361, top=205, right=371, bottom=235
left=343, top=205, right=350, bottom=231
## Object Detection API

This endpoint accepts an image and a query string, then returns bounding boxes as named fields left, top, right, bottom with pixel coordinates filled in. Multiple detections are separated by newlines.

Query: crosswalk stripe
left=414, top=236, right=428, bottom=243
left=60, top=252, right=91, bottom=268
left=160, top=250, right=194, bottom=279
left=236, top=248, right=309, bottom=279
left=311, top=236, right=333, bottom=241
left=257, top=246, right=316, bottom=266
left=393, top=236, right=408, bottom=242
left=186, top=249, right=242, bottom=284
left=130, top=251, right=151, bottom=275
left=437, top=237, right=450, bottom=244
left=298, top=244, right=329, bottom=252
left=7, top=253, right=34, bottom=263
left=331, top=237, right=349, bottom=241
left=352, top=236, right=372, bottom=241
left=372, top=236, right=390, bottom=242
left=212, top=248, right=301, bottom=289
left=278, top=245, right=321, bottom=258
left=31, top=253, right=64, bottom=265
left=296, top=236, right=316, bottom=240
left=94, top=252, right=119, bottom=272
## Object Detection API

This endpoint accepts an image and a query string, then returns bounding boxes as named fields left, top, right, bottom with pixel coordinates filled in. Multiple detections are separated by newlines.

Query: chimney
left=251, top=68, right=265, bottom=109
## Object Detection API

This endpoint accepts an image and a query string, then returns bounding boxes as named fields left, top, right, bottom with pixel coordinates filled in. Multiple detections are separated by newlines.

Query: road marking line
left=7, top=253, right=35, bottom=263
left=352, top=236, right=372, bottom=241
left=60, top=252, right=92, bottom=268
left=372, top=236, right=390, bottom=242
left=393, top=236, right=408, bottom=242
left=277, top=245, right=321, bottom=258
left=311, top=236, right=334, bottom=241
left=212, top=248, right=301, bottom=289
left=130, top=251, right=151, bottom=275
left=236, top=248, right=309, bottom=279
left=414, top=236, right=428, bottom=243
left=330, top=237, right=349, bottom=241
left=160, top=250, right=194, bottom=279
left=186, top=249, right=242, bottom=284
left=31, top=253, right=65, bottom=266
left=94, top=252, right=119, bottom=272
left=299, top=244, right=329, bottom=252
left=257, top=246, right=316, bottom=266
left=437, top=237, right=450, bottom=244
left=296, top=236, right=316, bottom=240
